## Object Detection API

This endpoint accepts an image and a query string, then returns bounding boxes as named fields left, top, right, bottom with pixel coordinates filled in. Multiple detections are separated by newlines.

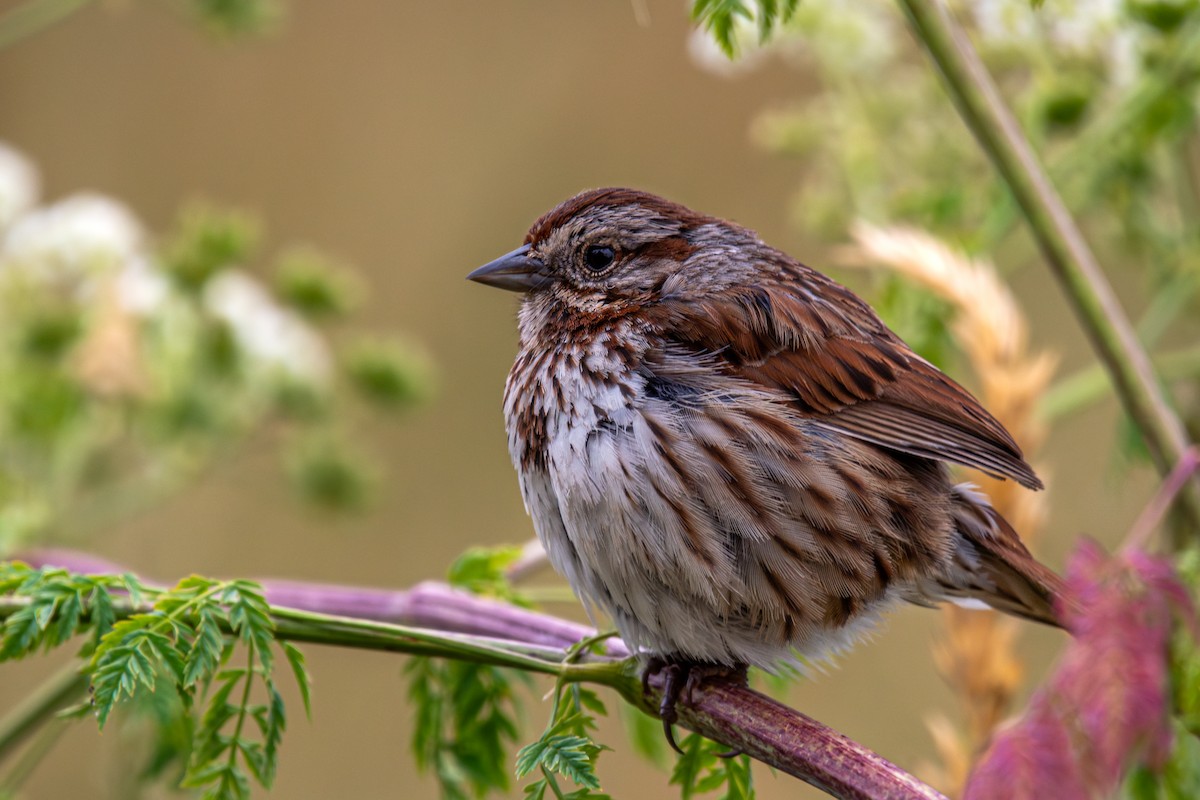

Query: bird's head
left=468, top=188, right=758, bottom=316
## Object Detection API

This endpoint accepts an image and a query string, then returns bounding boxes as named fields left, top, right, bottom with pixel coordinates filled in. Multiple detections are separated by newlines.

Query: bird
left=468, top=187, right=1064, bottom=750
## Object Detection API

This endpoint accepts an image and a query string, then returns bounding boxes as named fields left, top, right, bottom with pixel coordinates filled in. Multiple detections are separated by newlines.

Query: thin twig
left=505, top=538, right=552, bottom=584
left=1125, top=447, right=1200, bottom=552
left=897, top=0, right=1200, bottom=531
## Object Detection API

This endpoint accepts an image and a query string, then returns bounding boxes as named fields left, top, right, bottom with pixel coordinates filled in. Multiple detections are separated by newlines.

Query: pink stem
left=1124, top=446, right=1200, bottom=552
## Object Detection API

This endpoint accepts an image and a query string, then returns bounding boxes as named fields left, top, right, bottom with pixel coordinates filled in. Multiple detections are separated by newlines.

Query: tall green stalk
left=898, top=0, right=1200, bottom=534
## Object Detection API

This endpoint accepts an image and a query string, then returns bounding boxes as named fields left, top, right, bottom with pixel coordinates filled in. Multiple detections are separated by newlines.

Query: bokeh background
left=0, top=1, right=1161, bottom=797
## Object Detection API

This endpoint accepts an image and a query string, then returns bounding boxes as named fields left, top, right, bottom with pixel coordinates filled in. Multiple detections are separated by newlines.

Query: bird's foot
left=642, top=657, right=749, bottom=757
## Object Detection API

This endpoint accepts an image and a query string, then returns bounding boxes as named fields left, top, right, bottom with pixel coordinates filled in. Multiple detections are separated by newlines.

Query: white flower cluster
left=204, top=270, right=331, bottom=382
left=0, top=140, right=329, bottom=382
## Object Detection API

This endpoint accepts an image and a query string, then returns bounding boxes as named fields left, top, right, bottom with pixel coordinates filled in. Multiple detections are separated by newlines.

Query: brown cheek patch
left=634, top=236, right=697, bottom=263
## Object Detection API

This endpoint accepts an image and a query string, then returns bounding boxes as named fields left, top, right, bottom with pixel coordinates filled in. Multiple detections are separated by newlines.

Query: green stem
left=222, top=646, right=257, bottom=786
left=0, top=663, right=87, bottom=764
left=542, top=766, right=568, bottom=800
left=0, top=0, right=92, bottom=51
left=269, top=605, right=593, bottom=676
left=898, top=0, right=1200, bottom=532
left=0, top=595, right=620, bottom=684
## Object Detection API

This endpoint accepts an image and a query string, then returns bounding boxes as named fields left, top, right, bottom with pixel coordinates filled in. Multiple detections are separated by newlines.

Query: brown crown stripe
left=525, top=188, right=710, bottom=245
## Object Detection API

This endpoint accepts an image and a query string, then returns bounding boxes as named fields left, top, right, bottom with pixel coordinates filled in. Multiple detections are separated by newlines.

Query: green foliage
left=128, top=679, right=197, bottom=787
left=623, top=703, right=671, bottom=768
left=285, top=435, right=376, bottom=511
left=343, top=336, right=434, bottom=411
left=405, top=657, right=524, bottom=800
left=273, top=248, right=360, bottom=321
left=93, top=578, right=293, bottom=797
left=10, top=370, right=85, bottom=444
left=447, top=544, right=531, bottom=606
left=704, top=0, right=1200, bottom=469
left=163, top=206, right=260, bottom=293
left=281, top=641, right=312, bottom=719
left=19, top=309, right=81, bottom=362
left=871, top=275, right=957, bottom=371
left=670, top=733, right=754, bottom=800
left=0, top=565, right=312, bottom=800
left=516, top=684, right=611, bottom=800
left=1035, top=75, right=1096, bottom=132
left=691, top=0, right=799, bottom=56
left=407, top=562, right=621, bottom=800
left=198, top=319, right=243, bottom=379
left=187, top=0, right=284, bottom=38
left=270, top=375, right=330, bottom=422
left=1126, top=0, right=1198, bottom=33
left=0, top=562, right=136, bottom=658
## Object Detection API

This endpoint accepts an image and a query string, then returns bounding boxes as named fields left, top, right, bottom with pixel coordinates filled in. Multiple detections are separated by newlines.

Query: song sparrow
left=469, top=188, right=1063, bottom=743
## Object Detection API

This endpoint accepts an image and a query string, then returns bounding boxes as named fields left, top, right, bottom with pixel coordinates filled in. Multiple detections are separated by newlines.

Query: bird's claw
left=657, top=662, right=686, bottom=755
left=643, top=658, right=749, bottom=757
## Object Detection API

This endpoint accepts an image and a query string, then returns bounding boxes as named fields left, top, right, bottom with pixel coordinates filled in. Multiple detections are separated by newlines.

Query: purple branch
left=16, top=548, right=943, bottom=800
left=264, top=578, right=632, bottom=658
left=645, top=672, right=947, bottom=800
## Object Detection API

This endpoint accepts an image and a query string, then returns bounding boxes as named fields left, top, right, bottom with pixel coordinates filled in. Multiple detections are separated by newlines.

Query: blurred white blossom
left=0, top=141, right=415, bottom=550
left=0, top=190, right=174, bottom=315
left=0, top=141, right=333, bottom=391
left=2, top=193, right=143, bottom=285
left=115, top=255, right=170, bottom=314
left=203, top=269, right=331, bottom=383
left=0, top=143, right=39, bottom=235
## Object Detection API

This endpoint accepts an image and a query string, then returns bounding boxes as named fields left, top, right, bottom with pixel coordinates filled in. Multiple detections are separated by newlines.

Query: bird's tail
left=931, top=483, right=1067, bottom=629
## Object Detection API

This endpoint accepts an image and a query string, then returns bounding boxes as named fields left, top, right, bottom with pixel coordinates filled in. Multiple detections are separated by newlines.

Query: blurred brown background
left=0, top=1, right=1157, bottom=797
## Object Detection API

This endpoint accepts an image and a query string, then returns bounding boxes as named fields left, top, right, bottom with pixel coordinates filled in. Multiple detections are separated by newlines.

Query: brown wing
left=649, top=265, right=1043, bottom=490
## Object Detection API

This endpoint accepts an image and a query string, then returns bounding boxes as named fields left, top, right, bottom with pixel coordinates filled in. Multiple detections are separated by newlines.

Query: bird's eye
left=583, top=245, right=615, bottom=272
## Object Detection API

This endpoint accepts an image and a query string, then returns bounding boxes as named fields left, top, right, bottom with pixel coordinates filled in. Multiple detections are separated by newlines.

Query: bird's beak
left=467, top=244, right=549, bottom=293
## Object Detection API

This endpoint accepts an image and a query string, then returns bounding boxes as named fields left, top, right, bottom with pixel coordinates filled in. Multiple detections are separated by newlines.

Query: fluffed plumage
left=470, top=187, right=1063, bottom=671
